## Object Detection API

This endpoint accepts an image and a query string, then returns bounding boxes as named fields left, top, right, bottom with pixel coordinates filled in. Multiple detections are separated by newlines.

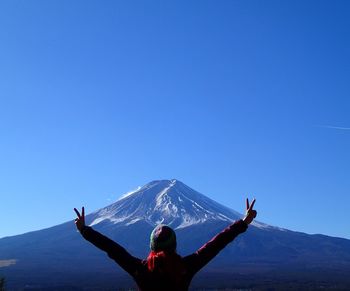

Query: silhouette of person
left=74, top=198, right=257, bottom=291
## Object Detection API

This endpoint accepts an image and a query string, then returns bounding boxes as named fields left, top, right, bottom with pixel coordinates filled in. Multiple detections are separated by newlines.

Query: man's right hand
left=243, top=198, right=257, bottom=225
left=74, top=207, right=86, bottom=232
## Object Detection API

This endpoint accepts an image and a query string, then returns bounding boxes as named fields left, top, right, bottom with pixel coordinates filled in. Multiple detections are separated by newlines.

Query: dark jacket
left=80, top=220, right=248, bottom=291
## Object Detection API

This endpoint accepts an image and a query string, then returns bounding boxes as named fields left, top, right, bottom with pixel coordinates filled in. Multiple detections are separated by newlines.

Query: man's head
left=150, top=224, right=177, bottom=252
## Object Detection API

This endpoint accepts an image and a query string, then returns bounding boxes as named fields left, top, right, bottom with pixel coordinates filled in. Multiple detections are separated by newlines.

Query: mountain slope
left=88, top=179, right=241, bottom=229
left=87, top=179, right=274, bottom=231
left=1, top=179, right=350, bottom=290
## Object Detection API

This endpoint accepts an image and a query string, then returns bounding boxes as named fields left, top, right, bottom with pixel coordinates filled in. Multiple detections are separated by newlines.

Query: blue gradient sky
left=1, top=0, right=349, bottom=239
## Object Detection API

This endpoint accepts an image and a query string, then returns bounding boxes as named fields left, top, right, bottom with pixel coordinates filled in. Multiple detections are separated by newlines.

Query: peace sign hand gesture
left=243, top=198, right=257, bottom=225
left=74, top=207, right=86, bottom=232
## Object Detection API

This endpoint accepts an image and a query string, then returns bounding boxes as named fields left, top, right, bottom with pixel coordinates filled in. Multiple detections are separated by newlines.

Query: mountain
left=1, top=179, right=350, bottom=290
left=89, top=179, right=257, bottom=229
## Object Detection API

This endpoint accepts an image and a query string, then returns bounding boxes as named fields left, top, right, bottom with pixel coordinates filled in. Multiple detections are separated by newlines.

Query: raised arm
left=74, top=207, right=142, bottom=276
left=184, top=198, right=257, bottom=275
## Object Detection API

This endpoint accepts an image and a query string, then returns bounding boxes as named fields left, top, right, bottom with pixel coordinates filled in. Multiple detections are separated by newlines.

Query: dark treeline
left=0, top=277, right=5, bottom=291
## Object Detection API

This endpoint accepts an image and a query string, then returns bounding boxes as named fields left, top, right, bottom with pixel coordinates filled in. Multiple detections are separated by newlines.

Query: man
left=74, top=198, right=257, bottom=291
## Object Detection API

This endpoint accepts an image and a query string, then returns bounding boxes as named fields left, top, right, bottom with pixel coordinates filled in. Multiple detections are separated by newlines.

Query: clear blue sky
left=1, top=0, right=349, bottom=239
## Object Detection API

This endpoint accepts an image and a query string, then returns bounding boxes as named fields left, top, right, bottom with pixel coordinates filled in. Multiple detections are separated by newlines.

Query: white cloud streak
left=322, top=125, right=350, bottom=130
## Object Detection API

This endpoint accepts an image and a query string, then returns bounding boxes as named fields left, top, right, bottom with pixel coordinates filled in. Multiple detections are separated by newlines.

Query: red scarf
left=147, top=251, right=184, bottom=282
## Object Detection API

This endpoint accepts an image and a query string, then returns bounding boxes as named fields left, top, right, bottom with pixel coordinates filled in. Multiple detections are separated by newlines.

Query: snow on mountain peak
left=119, top=186, right=142, bottom=200
left=88, top=179, right=274, bottom=231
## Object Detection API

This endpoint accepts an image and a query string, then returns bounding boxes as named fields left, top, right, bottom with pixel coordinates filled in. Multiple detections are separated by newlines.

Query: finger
left=253, top=210, right=257, bottom=218
left=248, top=198, right=256, bottom=212
left=248, top=198, right=256, bottom=211
left=82, top=206, right=85, bottom=218
left=251, top=198, right=256, bottom=209
left=246, top=198, right=249, bottom=210
left=74, top=208, right=81, bottom=218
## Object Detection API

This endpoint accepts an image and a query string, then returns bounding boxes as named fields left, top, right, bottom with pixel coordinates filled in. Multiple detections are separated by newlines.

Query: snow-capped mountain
left=87, top=179, right=274, bottom=231
left=88, top=179, right=241, bottom=229
left=1, top=179, right=350, bottom=290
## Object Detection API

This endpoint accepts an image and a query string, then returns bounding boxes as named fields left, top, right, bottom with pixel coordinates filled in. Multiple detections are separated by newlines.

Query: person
left=74, top=198, right=257, bottom=291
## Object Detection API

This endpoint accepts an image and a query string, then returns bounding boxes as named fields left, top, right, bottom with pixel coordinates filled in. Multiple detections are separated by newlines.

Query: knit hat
left=150, top=224, right=177, bottom=252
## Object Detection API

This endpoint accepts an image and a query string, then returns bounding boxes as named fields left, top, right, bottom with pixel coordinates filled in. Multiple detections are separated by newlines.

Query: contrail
left=321, top=125, right=350, bottom=130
